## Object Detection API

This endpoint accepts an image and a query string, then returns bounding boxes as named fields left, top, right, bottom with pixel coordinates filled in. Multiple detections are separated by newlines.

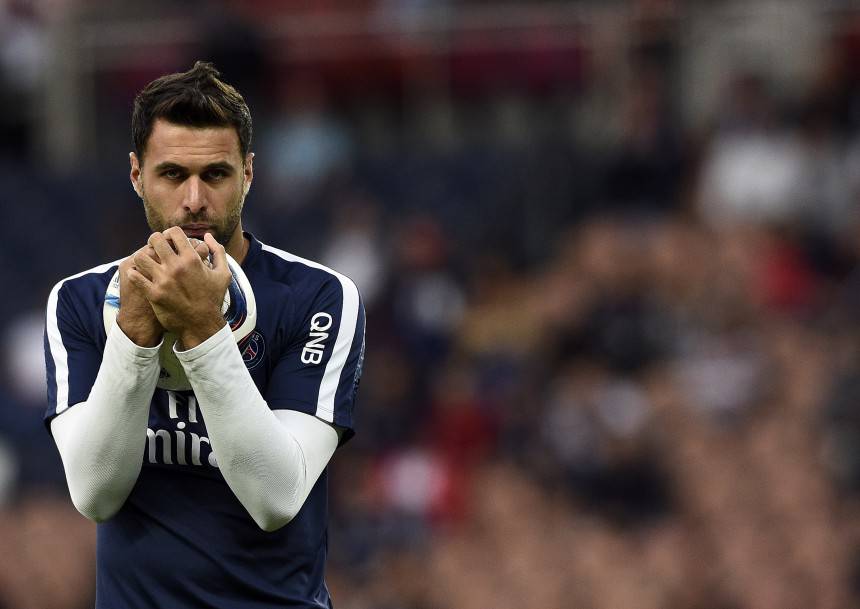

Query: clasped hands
left=116, top=226, right=232, bottom=350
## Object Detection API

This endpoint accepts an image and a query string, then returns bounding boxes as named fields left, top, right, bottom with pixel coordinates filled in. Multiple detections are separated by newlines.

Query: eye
left=206, top=169, right=228, bottom=181
left=162, top=168, right=183, bottom=180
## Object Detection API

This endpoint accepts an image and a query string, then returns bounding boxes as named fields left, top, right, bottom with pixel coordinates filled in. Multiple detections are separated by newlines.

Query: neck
left=225, top=223, right=249, bottom=264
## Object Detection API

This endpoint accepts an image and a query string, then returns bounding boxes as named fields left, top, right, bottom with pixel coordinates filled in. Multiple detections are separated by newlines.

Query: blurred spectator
left=601, top=59, right=684, bottom=215
left=698, top=73, right=809, bottom=227
left=0, top=0, right=47, bottom=157
left=259, top=75, right=354, bottom=209
left=197, top=0, right=267, bottom=111
left=321, top=195, right=388, bottom=307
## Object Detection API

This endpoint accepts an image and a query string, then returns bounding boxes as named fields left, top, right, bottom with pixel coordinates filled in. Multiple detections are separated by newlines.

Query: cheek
left=142, top=185, right=180, bottom=218
left=142, top=175, right=168, bottom=198
left=146, top=181, right=186, bottom=208
left=215, top=184, right=244, bottom=208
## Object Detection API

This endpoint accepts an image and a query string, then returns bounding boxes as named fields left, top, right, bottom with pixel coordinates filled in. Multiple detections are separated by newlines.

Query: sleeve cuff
left=173, top=323, right=233, bottom=364
left=108, top=323, right=164, bottom=361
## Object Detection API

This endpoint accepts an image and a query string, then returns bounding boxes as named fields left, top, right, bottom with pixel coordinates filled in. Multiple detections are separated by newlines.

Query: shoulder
left=47, top=259, right=121, bottom=313
left=256, top=241, right=360, bottom=305
left=49, top=259, right=121, bottom=295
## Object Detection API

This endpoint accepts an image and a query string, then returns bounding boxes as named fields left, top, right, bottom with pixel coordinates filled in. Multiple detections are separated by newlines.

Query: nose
left=182, top=176, right=207, bottom=214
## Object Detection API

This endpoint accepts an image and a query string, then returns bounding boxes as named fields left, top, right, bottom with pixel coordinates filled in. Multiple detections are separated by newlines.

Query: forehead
left=144, top=119, right=242, bottom=166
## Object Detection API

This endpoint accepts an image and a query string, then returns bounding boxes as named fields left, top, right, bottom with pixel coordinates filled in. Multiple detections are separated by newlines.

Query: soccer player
left=43, top=62, right=365, bottom=608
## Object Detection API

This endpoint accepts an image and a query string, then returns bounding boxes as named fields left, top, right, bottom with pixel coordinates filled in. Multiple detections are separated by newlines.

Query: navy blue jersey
left=44, top=233, right=365, bottom=609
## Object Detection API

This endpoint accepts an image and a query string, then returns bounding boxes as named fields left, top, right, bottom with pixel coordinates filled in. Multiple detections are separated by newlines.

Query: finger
left=205, top=233, right=227, bottom=270
left=163, top=226, right=194, bottom=257
left=188, top=237, right=209, bottom=259
left=143, top=245, right=161, bottom=263
left=126, top=267, right=155, bottom=296
left=148, top=232, right=176, bottom=262
left=133, top=245, right=161, bottom=266
left=193, top=242, right=212, bottom=267
left=132, top=251, right=159, bottom=280
left=122, top=245, right=158, bottom=271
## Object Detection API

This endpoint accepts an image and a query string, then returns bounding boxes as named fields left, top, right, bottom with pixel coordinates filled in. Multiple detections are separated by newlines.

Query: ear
left=243, top=152, right=254, bottom=196
left=129, top=152, right=143, bottom=199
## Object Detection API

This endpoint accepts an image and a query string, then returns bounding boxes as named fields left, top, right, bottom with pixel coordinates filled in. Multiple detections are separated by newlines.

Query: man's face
left=130, top=118, right=253, bottom=249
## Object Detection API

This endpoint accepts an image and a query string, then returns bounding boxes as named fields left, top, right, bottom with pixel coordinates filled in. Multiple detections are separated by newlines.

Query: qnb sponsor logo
left=146, top=392, right=219, bottom=468
left=301, top=312, right=333, bottom=365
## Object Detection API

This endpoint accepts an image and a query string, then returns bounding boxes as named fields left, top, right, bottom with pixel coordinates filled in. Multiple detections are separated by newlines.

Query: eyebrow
left=153, top=161, right=236, bottom=173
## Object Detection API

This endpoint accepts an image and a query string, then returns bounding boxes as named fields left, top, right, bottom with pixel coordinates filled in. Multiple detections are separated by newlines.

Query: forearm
left=51, top=325, right=160, bottom=521
left=176, top=325, right=338, bottom=531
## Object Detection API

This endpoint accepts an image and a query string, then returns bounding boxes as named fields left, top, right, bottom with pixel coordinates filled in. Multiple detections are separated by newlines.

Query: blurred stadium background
left=5, top=0, right=860, bottom=607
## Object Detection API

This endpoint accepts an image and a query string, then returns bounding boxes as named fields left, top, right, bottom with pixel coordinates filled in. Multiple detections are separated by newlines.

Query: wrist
left=116, top=313, right=163, bottom=347
left=177, top=316, right=227, bottom=351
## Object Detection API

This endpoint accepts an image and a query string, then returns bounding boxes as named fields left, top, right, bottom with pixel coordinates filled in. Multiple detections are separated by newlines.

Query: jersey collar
left=241, top=231, right=263, bottom=269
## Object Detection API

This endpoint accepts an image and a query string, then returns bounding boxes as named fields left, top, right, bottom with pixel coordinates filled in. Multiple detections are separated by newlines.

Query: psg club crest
left=239, top=330, right=266, bottom=370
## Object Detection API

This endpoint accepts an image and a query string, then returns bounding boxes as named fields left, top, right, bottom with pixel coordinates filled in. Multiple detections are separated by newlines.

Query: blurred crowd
left=5, top=1, right=860, bottom=608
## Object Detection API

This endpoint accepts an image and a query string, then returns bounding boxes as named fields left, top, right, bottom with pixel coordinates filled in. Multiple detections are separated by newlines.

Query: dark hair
left=131, top=61, right=252, bottom=162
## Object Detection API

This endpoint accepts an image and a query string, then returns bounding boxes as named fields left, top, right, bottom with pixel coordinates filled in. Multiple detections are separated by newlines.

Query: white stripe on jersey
left=260, top=243, right=361, bottom=423
left=46, top=260, right=121, bottom=413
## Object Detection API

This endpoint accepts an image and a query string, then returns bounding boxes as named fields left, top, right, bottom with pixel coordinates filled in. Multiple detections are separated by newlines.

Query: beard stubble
left=140, top=180, right=246, bottom=246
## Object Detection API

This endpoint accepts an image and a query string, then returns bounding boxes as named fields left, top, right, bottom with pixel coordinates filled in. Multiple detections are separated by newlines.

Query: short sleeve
left=44, top=279, right=104, bottom=428
left=265, top=275, right=365, bottom=444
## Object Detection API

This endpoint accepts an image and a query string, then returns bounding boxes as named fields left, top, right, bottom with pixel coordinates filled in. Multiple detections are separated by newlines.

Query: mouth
left=181, top=224, right=212, bottom=239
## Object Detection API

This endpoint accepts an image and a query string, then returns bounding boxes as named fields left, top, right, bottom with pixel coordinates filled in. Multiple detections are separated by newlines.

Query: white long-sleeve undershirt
left=52, top=323, right=339, bottom=531
left=51, top=324, right=162, bottom=522
left=174, top=324, right=339, bottom=531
